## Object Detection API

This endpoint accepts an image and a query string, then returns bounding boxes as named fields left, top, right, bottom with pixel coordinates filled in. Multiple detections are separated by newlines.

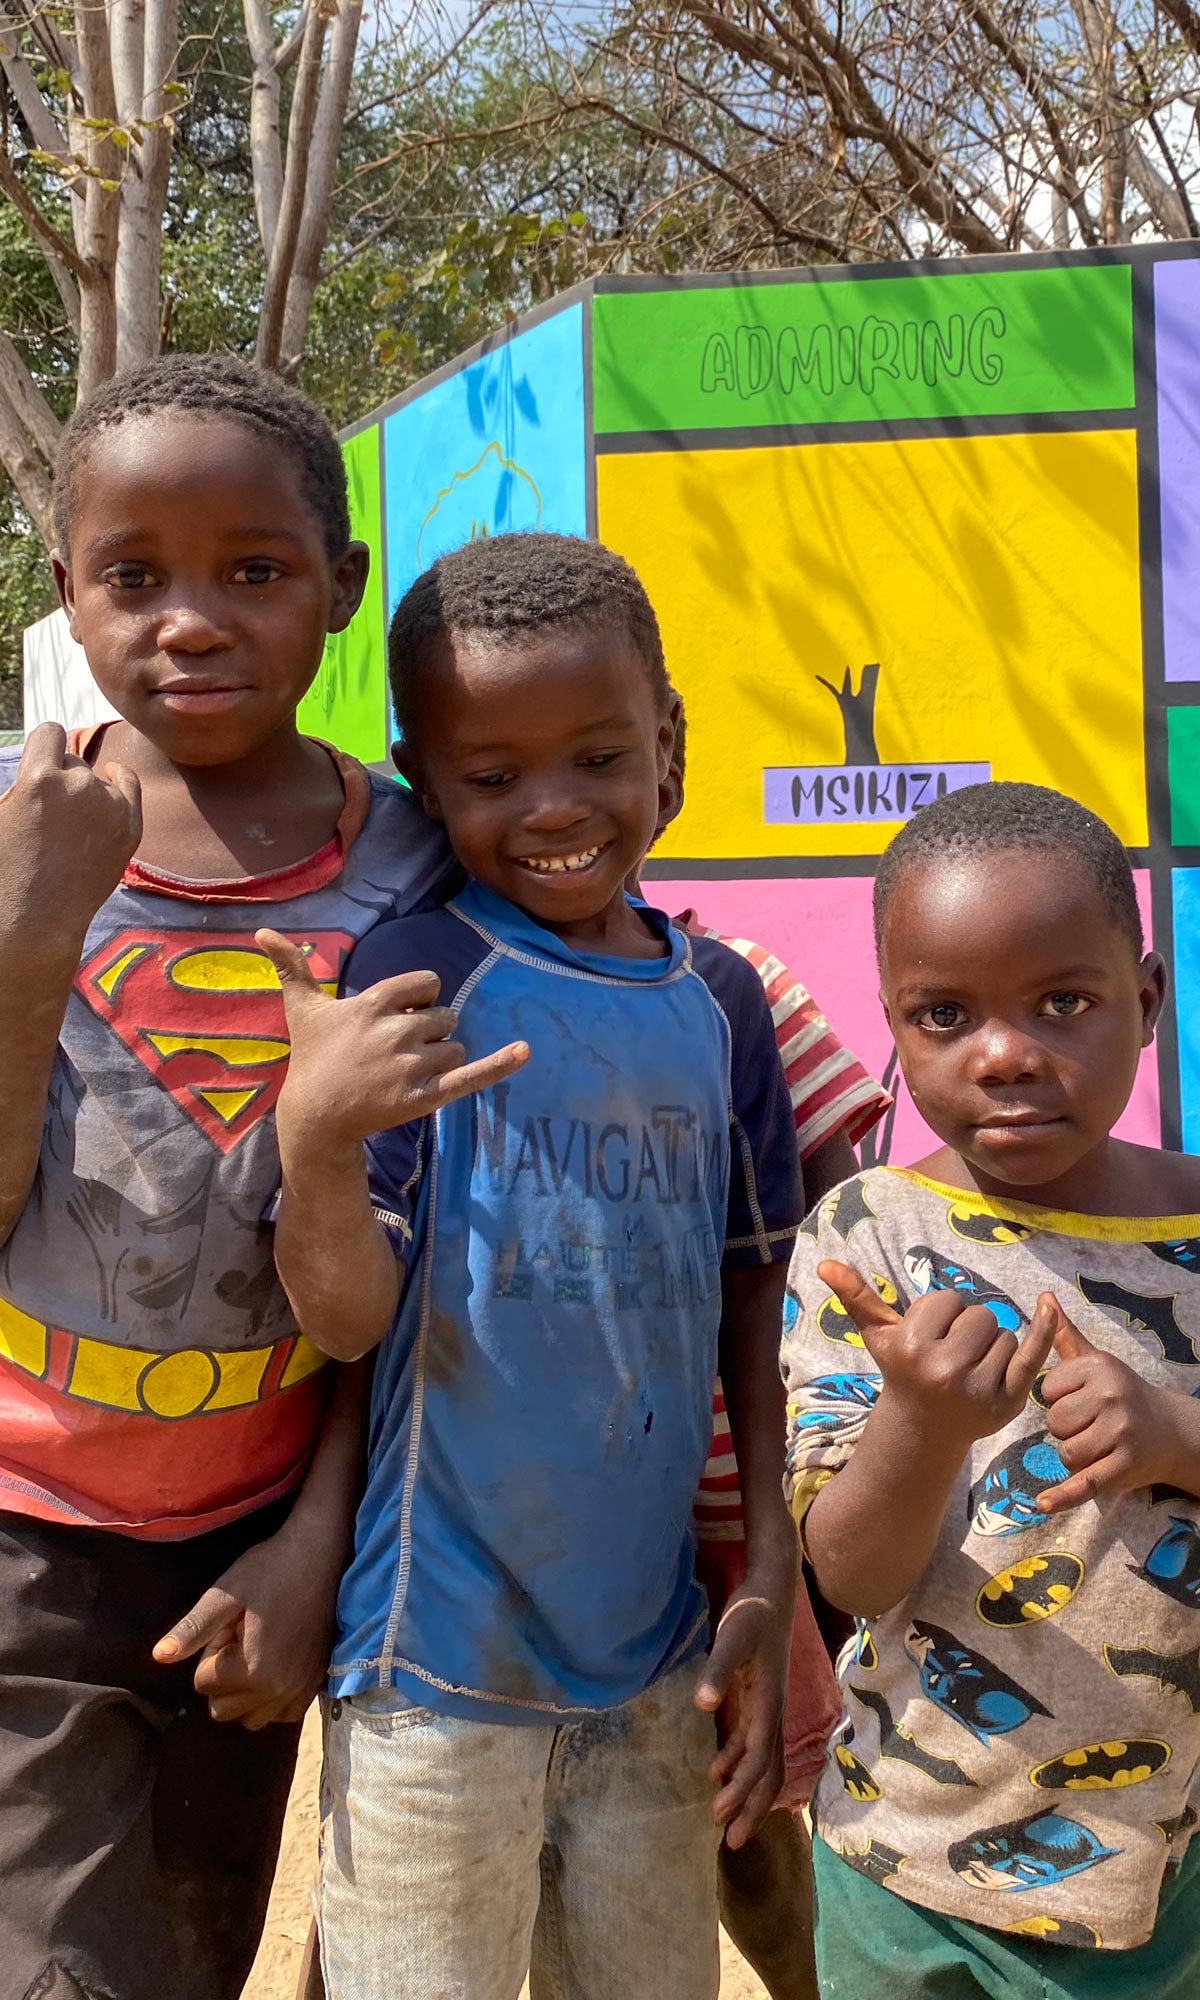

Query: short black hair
left=874, top=781, right=1143, bottom=960
left=53, top=353, right=350, bottom=559
left=388, top=531, right=670, bottom=741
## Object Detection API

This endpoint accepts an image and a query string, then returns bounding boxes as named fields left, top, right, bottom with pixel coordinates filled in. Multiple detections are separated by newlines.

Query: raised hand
left=816, top=1261, right=1058, bottom=1451
left=1038, top=1299, right=1186, bottom=1513
left=258, top=929, right=529, bottom=1153
left=0, top=722, right=141, bottom=940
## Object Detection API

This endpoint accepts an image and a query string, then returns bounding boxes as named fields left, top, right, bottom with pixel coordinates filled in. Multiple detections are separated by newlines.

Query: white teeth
left=518, top=848, right=601, bottom=874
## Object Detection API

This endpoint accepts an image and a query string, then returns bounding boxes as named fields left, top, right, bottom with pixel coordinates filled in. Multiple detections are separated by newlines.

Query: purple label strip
left=763, top=762, right=991, bottom=825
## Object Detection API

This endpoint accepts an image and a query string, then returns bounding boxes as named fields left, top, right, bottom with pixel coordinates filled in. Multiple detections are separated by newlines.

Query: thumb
left=256, top=929, right=327, bottom=1027
left=817, top=1259, right=901, bottom=1363
left=104, top=761, right=142, bottom=824
left=696, top=1595, right=764, bottom=1710
left=153, top=1586, right=242, bottom=1665
left=1047, top=1293, right=1094, bottom=1363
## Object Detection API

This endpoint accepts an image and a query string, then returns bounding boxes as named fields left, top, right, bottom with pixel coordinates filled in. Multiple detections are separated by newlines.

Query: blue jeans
left=318, top=1661, right=721, bottom=2000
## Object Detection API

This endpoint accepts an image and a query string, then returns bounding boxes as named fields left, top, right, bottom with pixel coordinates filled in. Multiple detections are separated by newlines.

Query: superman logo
left=76, top=928, right=352, bottom=1152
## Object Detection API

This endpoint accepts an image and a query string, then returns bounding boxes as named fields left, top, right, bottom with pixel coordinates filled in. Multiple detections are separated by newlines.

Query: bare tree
left=0, top=0, right=365, bottom=548
left=518, top=0, right=1200, bottom=266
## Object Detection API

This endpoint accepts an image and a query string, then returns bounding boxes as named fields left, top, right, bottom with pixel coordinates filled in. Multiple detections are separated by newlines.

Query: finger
left=1004, top=1295, right=1060, bottom=1402
left=816, top=1263, right=903, bottom=1348
left=709, top=1727, right=747, bottom=1787
left=1044, top=1387, right=1102, bottom=1441
left=722, top=1765, right=784, bottom=1851
left=206, top=1689, right=272, bottom=1724
left=1047, top=1294, right=1094, bottom=1364
left=153, top=1587, right=242, bottom=1665
left=255, top=930, right=327, bottom=1018
left=192, top=1643, right=256, bottom=1699
left=1036, top=1451, right=1125, bottom=1515
left=103, top=762, right=143, bottom=820
left=711, top=1729, right=779, bottom=1836
left=17, top=721, right=67, bottom=776
left=1038, top=1359, right=1091, bottom=1406
left=425, top=1042, right=530, bottom=1111
left=369, top=968, right=443, bottom=1013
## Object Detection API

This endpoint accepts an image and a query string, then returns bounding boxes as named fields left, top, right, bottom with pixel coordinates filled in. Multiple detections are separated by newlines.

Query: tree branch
left=255, top=0, right=329, bottom=369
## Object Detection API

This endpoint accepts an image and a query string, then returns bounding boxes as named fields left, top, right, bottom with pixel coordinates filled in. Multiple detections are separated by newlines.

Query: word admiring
left=701, top=310, right=1007, bottom=405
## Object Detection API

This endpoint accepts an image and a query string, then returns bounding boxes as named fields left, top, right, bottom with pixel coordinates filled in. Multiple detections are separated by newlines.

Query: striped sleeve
left=696, top=929, right=891, bottom=1158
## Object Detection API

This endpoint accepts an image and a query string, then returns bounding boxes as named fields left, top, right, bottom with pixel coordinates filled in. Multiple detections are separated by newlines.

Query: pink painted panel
left=650, top=871, right=1160, bottom=1165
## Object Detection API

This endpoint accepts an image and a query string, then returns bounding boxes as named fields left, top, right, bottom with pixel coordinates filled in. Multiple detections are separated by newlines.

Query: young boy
left=0, top=354, right=450, bottom=2000
left=265, top=530, right=803, bottom=2000
left=784, top=781, right=1200, bottom=1998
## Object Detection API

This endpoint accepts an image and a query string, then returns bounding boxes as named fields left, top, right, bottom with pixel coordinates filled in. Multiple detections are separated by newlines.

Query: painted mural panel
left=592, top=264, right=1134, bottom=433
left=296, top=423, right=387, bottom=764
left=1155, top=259, right=1200, bottom=685
left=382, top=304, right=588, bottom=627
left=599, top=426, right=1145, bottom=860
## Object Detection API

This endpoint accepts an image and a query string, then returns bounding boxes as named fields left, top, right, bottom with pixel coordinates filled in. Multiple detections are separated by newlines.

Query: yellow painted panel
left=597, top=428, right=1146, bottom=855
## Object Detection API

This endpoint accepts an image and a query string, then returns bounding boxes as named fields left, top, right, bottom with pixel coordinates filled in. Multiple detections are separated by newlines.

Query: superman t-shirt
left=784, top=1166, right=1200, bottom=1950
left=0, top=734, right=450, bottom=1540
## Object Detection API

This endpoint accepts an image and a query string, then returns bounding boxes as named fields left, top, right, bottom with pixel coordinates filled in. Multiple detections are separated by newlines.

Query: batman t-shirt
left=0, top=734, right=450, bottom=1540
left=784, top=1166, right=1200, bottom=1951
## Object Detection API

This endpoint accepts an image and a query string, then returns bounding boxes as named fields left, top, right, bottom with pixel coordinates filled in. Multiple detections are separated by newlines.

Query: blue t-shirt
left=332, top=880, right=801, bottom=1723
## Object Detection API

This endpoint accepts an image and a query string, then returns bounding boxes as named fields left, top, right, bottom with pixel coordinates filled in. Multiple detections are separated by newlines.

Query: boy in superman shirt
left=0, top=355, right=449, bottom=2000
left=266, top=530, right=803, bottom=1999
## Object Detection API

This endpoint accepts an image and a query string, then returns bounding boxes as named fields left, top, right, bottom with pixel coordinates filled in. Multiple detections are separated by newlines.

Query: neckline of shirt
left=453, top=878, right=689, bottom=983
left=888, top=1166, right=1200, bottom=1242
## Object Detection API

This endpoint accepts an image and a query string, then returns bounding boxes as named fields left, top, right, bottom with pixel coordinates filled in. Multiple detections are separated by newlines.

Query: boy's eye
left=232, top=560, right=282, bottom=587
left=102, top=562, right=155, bottom=590
left=918, top=1003, right=964, bottom=1031
left=1041, top=991, right=1092, bottom=1017
left=579, top=751, right=622, bottom=770
left=467, top=771, right=515, bottom=790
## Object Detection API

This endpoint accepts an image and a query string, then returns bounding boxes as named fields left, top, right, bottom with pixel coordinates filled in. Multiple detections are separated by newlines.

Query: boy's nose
left=522, top=791, right=591, bottom=831
left=970, top=1020, right=1045, bottom=1084
left=155, top=600, right=234, bottom=654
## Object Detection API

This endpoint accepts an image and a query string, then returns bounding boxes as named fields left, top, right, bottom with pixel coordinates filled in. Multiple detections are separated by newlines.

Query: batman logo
left=947, top=1204, right=1034, bottom=1248
left=833, top=1742, right=882, bottom=1802
left=1103, top=1641, right=1200, bottom=1714
left=948, top=1812, right=1117, bottom=1893
left=790, top=1372, right=882, bottom=1444
left=851, top=1684, right=977, bottom=1787
left=816, top=1276, right=903, bottom=1348
left=783, top=1287, right=801, bottom=1336
left=830, top=1838, right=908, bottom=1889
left=1131, top=1516, right=1200, bottom=1609
left=1154, top=1805, right=1199, bottom=1842
left=1030, top=1738, right=1170, bottom=1790
left=903, top=1249, right=1027, bottom=1334
left=1075, top=1275, right=1199, bottom=1365
left=905, top=1621, right=1052, bottom=1741
left=968, top=1433, right=1071, bottom=1537
left=836, top=1623, right=880, bottom=1678
left=1006, top=1916, right=1102, bottom=1947
left=821, top=1177, right=880, bottom=1242
left=976, top=1554, right=1085, bottom=1628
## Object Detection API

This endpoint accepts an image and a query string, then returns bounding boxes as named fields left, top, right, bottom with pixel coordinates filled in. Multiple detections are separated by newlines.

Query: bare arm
left=719, top=1260, right=797, bottom=1599
left=274, top=1140, right=401, bottom=1362
left=800, top=1126, right=857, bottom=1209
left=0, top=726, right=140, bottom=1244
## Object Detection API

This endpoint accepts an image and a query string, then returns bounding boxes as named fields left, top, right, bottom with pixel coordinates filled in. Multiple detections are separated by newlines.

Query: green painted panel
left=592, top=264, right=1134, bottom=434
left=1169, top=707, right=1200, bottom=845
left=297, top=424, right=387, bottom=762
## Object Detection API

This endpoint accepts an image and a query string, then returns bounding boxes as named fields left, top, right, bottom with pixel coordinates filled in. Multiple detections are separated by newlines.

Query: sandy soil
left=242, top=1708, right=769, bottom=2000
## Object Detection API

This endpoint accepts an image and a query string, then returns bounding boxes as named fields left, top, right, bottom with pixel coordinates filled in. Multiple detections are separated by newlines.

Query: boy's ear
left=52, top=554, right=79, bottom=640
left=390, top=739, right=443, bottom=822
left=1137, top=951, right=1167, bottom=1047
left=656, top=694, right=680, bottom=780
left=327, top=542, right=369, bottom=635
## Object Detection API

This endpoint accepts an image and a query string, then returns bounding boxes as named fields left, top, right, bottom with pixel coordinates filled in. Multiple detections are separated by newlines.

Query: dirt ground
left=242, top=1707, right=769, bottom=2000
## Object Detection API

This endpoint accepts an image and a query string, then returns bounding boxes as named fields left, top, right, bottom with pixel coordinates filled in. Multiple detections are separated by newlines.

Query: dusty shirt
left=783, top=1166, right=1200, bottom=1950
left=0, top=737, right=450, bottom=1539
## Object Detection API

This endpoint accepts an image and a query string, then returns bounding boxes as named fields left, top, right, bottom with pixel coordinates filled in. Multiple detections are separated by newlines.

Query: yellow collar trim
left=888, top=1168, right=1200, bottom=1243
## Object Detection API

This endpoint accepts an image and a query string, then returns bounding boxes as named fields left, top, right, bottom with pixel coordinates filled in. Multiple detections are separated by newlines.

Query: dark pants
left=0, top=1506, right=301, bottom=2000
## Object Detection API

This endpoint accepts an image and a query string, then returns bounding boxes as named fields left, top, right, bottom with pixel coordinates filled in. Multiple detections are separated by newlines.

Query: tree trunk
left=278, top=0, right=364, bottom=370
left=111, top=0, right=179, bottom=370
left=255, top=4, right=329, bottom=370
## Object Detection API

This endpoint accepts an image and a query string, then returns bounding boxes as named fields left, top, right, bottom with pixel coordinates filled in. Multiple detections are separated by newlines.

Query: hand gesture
left=153, top=1526, right=335, bottom=1730
left=696, top=1584, right=789, bottom=1849
left=0, top=723, right=141, bottom=940
left=258, top=929, right=529, bottom=1155
left=1039, top=1299, right=1182, bottom=1513
left=817, top=1261, right=1057, bottom=1452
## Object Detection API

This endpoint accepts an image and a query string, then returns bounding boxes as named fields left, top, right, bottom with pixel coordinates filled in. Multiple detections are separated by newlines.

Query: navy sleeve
left=340, top=906, right=488, bottom=1254
left=689, top=935, right=804, bottom=1269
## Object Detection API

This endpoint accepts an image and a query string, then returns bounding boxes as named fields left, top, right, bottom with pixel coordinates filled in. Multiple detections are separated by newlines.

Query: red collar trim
left=70, top=726, right=372, bottom=905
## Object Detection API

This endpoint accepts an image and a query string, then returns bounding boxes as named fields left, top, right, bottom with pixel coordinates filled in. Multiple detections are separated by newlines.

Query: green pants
left=812, top=1832, right=1200, bottom=1999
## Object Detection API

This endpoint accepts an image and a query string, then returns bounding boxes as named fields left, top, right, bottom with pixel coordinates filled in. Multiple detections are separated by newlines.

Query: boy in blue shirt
left=264, top=532, right=802, bottom=1999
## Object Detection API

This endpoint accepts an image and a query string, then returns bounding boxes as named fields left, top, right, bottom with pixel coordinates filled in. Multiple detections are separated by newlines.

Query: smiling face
left=403, top=623, right=674, bottom=951
left=879, top=847, right=1163, bottom=1205
left=54, top=413, right=365, bottom=768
